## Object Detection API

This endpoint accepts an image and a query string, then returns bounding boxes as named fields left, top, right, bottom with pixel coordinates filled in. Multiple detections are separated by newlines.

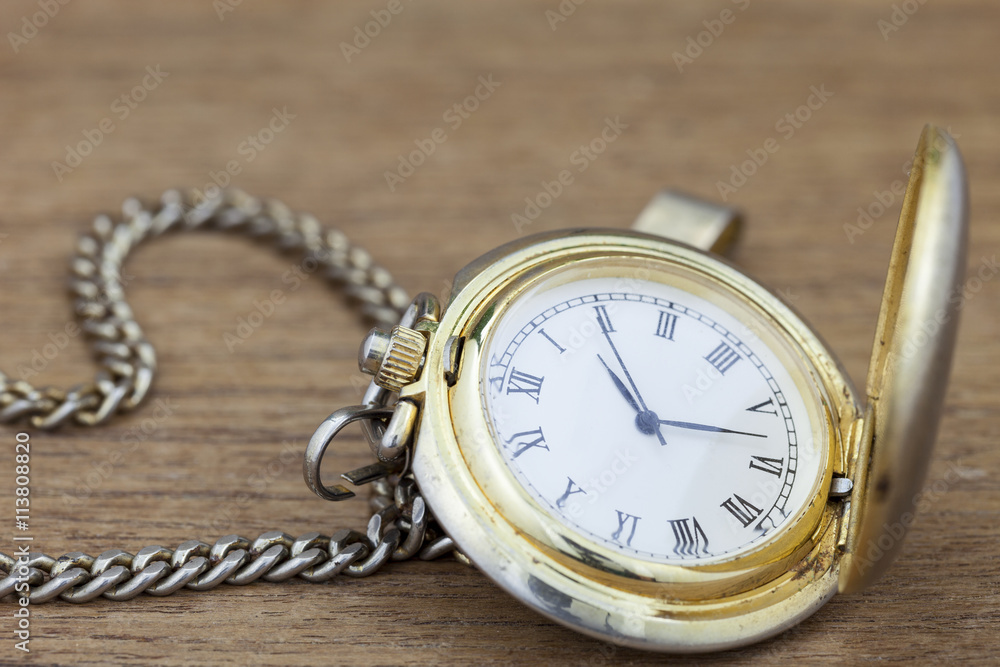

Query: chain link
left=0, top=188, right=452, bottom=602
left=0, top=496, right=455, bottom=603
left=0, top=187, right=411, bottom=429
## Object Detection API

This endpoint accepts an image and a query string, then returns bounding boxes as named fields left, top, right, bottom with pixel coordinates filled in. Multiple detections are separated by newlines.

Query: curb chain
left=0, top=479, right=454, bottom=604
left=0, top=189, right=450, bottom=602
left=0, top=187, right=409, bottom=430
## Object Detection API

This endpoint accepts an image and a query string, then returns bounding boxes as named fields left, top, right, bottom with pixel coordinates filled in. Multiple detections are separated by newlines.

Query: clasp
left=303, top=292, right=440, bottom=502
left=303, top=405, right=399, bottom=501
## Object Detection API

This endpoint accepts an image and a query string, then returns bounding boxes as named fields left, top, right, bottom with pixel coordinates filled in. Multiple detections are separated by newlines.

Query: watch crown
left=359, top=325, right=427, bottom=391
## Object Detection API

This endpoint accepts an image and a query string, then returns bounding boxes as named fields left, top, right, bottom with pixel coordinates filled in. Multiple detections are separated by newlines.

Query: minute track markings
left=485, top=290, right=803, bottom=563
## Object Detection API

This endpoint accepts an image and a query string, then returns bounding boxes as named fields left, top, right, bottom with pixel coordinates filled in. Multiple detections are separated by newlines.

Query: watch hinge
left=444, top=336, right=465, bottom=386
left=829, top=475, right=854, bottom=499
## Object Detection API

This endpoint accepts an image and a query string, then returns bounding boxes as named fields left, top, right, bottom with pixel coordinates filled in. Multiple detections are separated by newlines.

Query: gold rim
left=410, top=229, right=860, bottom=651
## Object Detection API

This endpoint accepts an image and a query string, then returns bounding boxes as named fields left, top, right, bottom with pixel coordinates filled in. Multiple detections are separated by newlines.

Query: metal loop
left=186, top=550, right=249, bottom=591
left=73, top=377, right=131, bottom=426
left=228, top=545, right=288, bottom=585
left=419, top=535, right=457, bottom=561
left=394, top=496, right=428, bottom=561
left=103, top=561, right=172, bottom=601
left=0, top=503, right=451, bottom=603
left=345, top=529, right=402, bottom=578
left=0, top=188, right=409, bottom=429
left=145, top=558, right=210, bottom=596
left=0, top=189, right=458, bottom=605
left=30, top=569, right=91, bottom=604
left=260, top=548, right=326, bottom=582
left=31, top=386, right=96, bottom=430
left=297, top=543, right=367, bottom=582
left=303, top=405, right=395, bottom=501
left=59, top=566, right=132, bottom=603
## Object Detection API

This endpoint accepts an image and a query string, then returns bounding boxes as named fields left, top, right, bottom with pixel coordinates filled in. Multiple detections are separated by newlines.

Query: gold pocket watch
left=0, top=125, right=965, bottom=655
left=306, top=125, right=968, bottom=652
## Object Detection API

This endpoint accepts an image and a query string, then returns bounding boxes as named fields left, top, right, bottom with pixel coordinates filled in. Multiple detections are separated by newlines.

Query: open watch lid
left=840, top=125, right=969, bottom=593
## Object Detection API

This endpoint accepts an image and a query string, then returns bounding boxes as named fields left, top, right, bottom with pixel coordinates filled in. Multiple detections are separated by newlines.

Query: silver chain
left=0, top=188, right=410, bottom=429
left=0, top=188, right=448, bottom=602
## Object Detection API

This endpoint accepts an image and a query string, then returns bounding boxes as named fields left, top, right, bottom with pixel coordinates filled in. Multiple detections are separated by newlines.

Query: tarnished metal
left=0, top=188, right=409, bottom=430
left=0, top=126, right=966, bottom=654
left=362, top=325, right=427, bottom=393
left=405, top=125, right=966, bottom=654
left=840, top=125, right=969, bottom=593
left=630, top=189, right=743, bottom=255
left=377, top=399, right=418, bottom=462
left=0, top=188, right=451, bottom=604
left=303, top=405, right=398, bottom=501
left=0, top=510, right=450, bottom=603
left=829, top=477, right=855, bottom=498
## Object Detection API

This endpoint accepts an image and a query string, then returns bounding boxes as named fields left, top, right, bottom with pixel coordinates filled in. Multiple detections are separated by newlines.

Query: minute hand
left=598, top=323, right=667, bottom=446
left=657, top=419, right=766, bottom=438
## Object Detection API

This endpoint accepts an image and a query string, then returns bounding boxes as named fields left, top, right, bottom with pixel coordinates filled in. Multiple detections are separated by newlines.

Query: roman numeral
left=593, top=305, right=615, bottom=334
left=506, top=368, right=544, bottom=403
left=612, top=510, right=640, bottom=546
left=555, top=477, right=586, bottom=508
left=505, top=428, right=549, bottom=458
left=705, top=341, right=741, bottom=375
left=749, top=455, right=784, bottom=477
left=537, top=328, right=566, bottom=353
left=655, top=310, right=678, bottom=340
left=746, top=398, right=778, bottom=415
left=488, top=354, right=504, bottom=393
left=668, top=516, right=709, bottom=557
left=721, top=494, right=763, bottom=528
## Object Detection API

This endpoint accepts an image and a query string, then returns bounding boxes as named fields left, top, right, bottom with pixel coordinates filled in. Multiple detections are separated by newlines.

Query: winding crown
left=358, top=325, right=427, bottom=391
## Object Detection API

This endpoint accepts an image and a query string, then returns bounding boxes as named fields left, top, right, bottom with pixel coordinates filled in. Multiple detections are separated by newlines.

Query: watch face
left=479, top=261, right=827, bottom=566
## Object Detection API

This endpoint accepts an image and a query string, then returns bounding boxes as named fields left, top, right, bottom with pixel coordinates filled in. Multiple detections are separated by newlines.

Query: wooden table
left=0, top=1, right=997, bottom=664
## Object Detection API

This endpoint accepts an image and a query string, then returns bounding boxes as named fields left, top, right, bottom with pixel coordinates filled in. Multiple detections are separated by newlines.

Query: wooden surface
left=0, top=1, right=997, bottom=664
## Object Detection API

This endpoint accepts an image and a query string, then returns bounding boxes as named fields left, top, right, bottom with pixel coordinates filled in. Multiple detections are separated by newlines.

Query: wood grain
left=0, top=1, right=997, bottom=664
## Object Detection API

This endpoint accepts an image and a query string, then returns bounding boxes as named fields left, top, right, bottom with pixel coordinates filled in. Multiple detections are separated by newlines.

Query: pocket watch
left=0, top=126, right=966, bottom=655
left=305, top=125, right=968, bottom=652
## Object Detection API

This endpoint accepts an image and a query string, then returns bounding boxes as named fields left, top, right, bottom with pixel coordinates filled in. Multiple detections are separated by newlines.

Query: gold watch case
left=397, top=125, right=967, bottom=652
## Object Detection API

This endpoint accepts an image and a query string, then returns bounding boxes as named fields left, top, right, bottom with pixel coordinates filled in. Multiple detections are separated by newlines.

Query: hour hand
left=597, top=354, right=641, bottom=413
left=597, top=355, right=667, bottom=446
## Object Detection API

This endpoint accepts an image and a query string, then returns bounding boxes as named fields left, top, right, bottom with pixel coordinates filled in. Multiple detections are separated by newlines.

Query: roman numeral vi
left=612, top=510, right=640, bottom=546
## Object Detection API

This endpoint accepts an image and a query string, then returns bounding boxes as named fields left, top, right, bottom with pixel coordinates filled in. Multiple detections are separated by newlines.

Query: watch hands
left=596, top=354, right=641, bottom=413
left=594, top=332, right=666, bottom=445
left=594, top=323, right=762, bottom=444
left=657, top=419, right=766, bottom=439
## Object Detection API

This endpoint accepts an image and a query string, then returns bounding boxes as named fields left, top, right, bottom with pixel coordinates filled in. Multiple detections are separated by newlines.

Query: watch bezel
left=409, top=229, right=861, bottom=652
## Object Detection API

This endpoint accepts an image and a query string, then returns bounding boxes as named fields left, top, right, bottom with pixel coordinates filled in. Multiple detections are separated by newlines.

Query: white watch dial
left=480, top=272, right=824, bottom=565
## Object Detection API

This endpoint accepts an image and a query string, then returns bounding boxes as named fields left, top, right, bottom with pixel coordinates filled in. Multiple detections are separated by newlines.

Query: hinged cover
left=840, top=126, right=969, bottom=593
